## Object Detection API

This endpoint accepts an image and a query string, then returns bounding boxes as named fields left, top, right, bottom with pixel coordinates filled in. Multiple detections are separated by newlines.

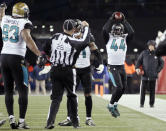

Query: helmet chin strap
left=24, top=12, right=29, bottom=18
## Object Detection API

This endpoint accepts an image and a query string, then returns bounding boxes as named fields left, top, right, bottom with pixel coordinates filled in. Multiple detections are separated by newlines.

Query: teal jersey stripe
left=108, top=71, right=117, bottom=87
left=21, top=65, right=29, bottom=87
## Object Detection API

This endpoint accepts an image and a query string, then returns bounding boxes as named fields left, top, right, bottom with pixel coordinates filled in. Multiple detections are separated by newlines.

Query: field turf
left=0, top=94, right=166, bottom=131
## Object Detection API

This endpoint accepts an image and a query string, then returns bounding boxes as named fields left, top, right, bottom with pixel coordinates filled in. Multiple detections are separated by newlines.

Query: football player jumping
left=102, top=12, right=134, bottom=118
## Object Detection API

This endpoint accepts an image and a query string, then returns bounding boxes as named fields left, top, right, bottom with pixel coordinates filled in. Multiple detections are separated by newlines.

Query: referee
left=44, top=19, right=90, bottom=129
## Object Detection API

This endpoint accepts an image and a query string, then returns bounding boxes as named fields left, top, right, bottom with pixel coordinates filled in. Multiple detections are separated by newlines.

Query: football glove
left=38, top=55, right=47, bottom=68
left=39, top=65, right=51, bottom=75
left=0, top=3, right=7, bottom=9
left=96, top=64, right=104, bottom=74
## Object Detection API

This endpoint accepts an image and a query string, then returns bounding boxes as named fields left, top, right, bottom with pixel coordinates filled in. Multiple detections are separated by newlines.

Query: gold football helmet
left=12, top=2, right=29, bottom=18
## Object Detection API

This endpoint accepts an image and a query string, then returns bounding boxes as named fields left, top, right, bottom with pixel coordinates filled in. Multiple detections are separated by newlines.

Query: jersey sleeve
left=24, top=23, right=33, bottom=30
left=0, top=15, right=7, bottom=29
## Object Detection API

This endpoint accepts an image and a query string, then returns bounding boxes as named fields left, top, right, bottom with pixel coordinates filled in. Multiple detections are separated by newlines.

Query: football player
left=102, top=12, right=134, bottom=118
left=0, top=2, right=41, bottom=129
left=58, top=19, right=103, bottom=126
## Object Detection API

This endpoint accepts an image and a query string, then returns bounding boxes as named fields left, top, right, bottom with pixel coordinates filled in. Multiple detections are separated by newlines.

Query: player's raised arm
left=102, top=12, right=123, bottom=44
left=0, top=3, right=6, bottom=24
left=21, top=28, right=41, bottom=56
left=121, top=18, right=134, bottom=42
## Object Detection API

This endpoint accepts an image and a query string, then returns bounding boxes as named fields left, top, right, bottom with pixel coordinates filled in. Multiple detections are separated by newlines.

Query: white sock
left=109, top=103, right=114, bottom=107
left=114, top=102, right=118, bottom=106
left=86, top=117, right=92, bottom=120
left=19, top=118, right=24, bottom=123
left=9, top=115, right=15, bottom=119
left=67, top=116, right=70, bottom=120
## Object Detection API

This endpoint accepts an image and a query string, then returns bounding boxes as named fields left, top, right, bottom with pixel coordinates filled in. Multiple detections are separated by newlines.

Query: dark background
left=1, top=0, right=166, bottom=57
left=0, top=0, right=165, bottom=93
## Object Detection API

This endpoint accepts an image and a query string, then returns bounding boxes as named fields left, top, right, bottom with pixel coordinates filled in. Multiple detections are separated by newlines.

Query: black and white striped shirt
left=44, top=26, right=89, bottom=67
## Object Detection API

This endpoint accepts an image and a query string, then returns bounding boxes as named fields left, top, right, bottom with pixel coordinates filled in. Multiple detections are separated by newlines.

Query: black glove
left=38, top=55, right=47, bottom=68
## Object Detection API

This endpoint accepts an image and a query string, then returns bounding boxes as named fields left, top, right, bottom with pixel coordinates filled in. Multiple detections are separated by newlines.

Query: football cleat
left=114, top=105, right=120, bottom=116
left=18, top=121, right=30, bottom=129
left=85, top=119, right=95, bottom=126
left=150, top=105, right=154, bottom=108
left=9, top=117, right=18, bottom=129
left=73, top=122, right=80, bottom=129
left=45, top=124, right=54, bottom=129
left=140, top=105, right=144, bottom=108
left=107, top=104, right=118, bottom=118
left=0, top=119, right=6, bottom=127
left=58, top=119, right=72, bottom=126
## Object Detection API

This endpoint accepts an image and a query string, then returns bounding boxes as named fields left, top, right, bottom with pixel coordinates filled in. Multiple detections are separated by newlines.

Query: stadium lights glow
left=133, top=48, right=138, bottom=53
left=34, top=25, right=37, bottom=29
left=50, top=25, right=53, bottom=28
left=100, top=48, right=104, bottom=52
left=50, top=28, right=54, bottom=32
left=42, top=25, right=45, bottom=28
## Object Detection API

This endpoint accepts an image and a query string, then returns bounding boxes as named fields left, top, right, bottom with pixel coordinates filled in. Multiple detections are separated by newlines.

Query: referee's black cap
left=63, top=19, right=76, bottom=31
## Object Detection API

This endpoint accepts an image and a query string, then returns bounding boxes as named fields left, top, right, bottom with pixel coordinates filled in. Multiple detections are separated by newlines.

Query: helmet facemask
left=111, top=24, right=124, bottom=37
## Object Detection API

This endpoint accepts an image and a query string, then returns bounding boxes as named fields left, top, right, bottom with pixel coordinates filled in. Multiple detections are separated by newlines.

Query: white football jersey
left=106, top=34, right=128, bottom=65
left=75, top=46, right=91, bottom=68
left=1, top=15, right=32, bottom=57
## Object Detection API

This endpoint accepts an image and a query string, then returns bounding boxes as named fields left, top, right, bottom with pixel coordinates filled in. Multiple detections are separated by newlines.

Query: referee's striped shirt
left=44, top=26, right=89, bottom=67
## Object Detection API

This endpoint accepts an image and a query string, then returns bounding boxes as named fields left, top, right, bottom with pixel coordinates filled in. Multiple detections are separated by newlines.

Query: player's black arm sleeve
left=135, top=51, right=144, bottom=69
left=102, top=17, right=116, bottom=44
left=157, top=57, right=164, bottom=73
left=122, top=20, right=134, bottom=43
left=155, top=39, right=166, bottom=56
left=24, top=23, right=34, bottom=30
left=91, top=49, right=103, bottom=67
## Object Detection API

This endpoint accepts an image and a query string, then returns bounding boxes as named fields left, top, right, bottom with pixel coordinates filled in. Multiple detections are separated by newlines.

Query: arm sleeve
left=135, top=51, right=144, bottom=69
left=91, top=49, right=103, bottom=68
left=24, top=23, right=33, bottom=30
left=69, top=26, right=90, bottom=50
left=102, top=17, right=116, bottom=44
left=157, top=57, right=164, bottom=73
left=122, top=20, right=134, bottom=43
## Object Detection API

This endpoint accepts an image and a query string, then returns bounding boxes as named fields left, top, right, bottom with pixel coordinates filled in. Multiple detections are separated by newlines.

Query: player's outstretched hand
left=38, top=54, right=47, bottom=68
left=96, top=64, right=104, bottom=74
left=136, top=68, right=140, bottom=75
left=82, top=21, right=89, bottom=27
